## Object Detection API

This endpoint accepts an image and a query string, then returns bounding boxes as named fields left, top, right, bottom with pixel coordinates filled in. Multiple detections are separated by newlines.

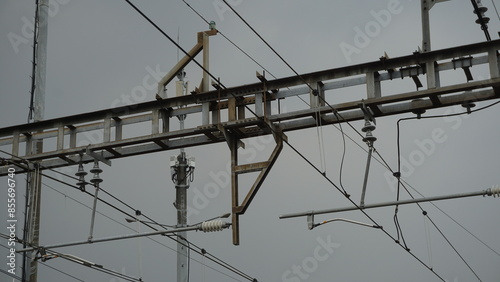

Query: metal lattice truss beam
left=1, top=40, right=500, bottom=177
left=2, top=39, right=500, bottom=245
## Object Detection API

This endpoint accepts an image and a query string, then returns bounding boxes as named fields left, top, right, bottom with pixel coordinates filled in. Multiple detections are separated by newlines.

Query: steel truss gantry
left=2, top=39, right=500, bottom=244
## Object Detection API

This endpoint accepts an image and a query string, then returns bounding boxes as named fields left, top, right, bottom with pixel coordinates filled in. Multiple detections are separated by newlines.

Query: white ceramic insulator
left=491, top=185, right=500, bottom=198
left=201, top=220, right=224, bottom=232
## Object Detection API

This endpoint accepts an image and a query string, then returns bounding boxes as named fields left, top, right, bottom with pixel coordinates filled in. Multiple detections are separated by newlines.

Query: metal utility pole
left=26, top=0, right=48, bottom=281
left=174, top=152, right=189, bottom=282
left=171, top=70, right=194, bottom=282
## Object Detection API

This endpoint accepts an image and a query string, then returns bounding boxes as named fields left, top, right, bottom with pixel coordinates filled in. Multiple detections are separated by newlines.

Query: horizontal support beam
left=1, top=40, right=500, bottom=176
left=2, top=39, right=500, bottom=138
left=233, top=161, right=270, bottom=174
left=1, top=88, right=498, bottom=176
left=17, top=220, right=230, bottom=253
left=279, top=187, right=500, bottom=219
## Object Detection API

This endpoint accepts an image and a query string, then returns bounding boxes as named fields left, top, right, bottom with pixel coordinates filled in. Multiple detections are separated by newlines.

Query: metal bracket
left=452, top=56, right=474, bottom=81
left=359, top=102, right=376, bottom=124
left=85, top=147, right=111, bottom=166
left=400, top=65, right=424, bottom=89
left=307, top=214, right=315, bottom=230
left=217, top=124, right=245, bottom=149
left=229, top=121, right=286, bottom=245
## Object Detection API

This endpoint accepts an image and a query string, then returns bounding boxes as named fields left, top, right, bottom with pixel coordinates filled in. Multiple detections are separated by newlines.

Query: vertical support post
left=27, top=0, right=48, bottom=280
left=212, top=104, right=220, bottom=124
left=201, top=32, right=211, bottom=125
left=103, top=115, right=111, bottom=143
left=488, top=49, right=500, bottom=78
left=12, top=131, right=19, bottom=157
left=24, top=133, right=32, bottom=156
left=56, top=123, right=64, bottom=151
left=202, top=32, right=210, bottom=93
left=366, top=73, right=381, bottom=99
left=152, top=109, right=160, bottom=135
left=228, top=97, right=237, bottom=121
left=421, top=0, right=431, bottom=52
left=426, top=61, right=440, bottom=88
left=255, top=93, right=264, bottom=116
left=68, top=126, right=76, bottom=149
left=238, top=104, right=245, bottom=120
left=175, top=152, right=189, bottom=282
left=161, top=109, right=170, bottom=133
left=27, top=162, right=42, bottom=282
left=230, top=136, right=240, bottom=245
left=114, top=118, right=123, bottom=141
left=310, top=82, right=318, bottom=108
left=202, top=103, right=210, bottom=125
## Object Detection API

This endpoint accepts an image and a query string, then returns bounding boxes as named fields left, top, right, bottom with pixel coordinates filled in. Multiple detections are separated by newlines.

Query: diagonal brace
left=229, top=122, right=286, bottom=245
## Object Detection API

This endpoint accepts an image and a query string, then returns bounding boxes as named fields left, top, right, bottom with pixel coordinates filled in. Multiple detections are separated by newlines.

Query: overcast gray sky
left=2, top=0, right=500, bottom=281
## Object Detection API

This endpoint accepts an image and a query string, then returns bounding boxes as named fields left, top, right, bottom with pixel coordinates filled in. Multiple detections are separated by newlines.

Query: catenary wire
left=25, top=163, right=253, bottom=281
left=373, top=148, right=483, bottom=280
left=0, top=268, right=23, bottom=281
left=0, top=243, right=85, bottom=282
left=181, top=0, right=351, bottom=193
left=0, top=152, right=254, bottom=281
left=398, top=180, right=483, bottom=281
left=1, top=155, right=252, bottom=282
left=219, top=0, right=365, bottom=140
left=212, top=2, right=450, bottom=279
left=372, top=147, right=500, bottom=258
left=43, top=249, right=141, bottom=282
left=2, top=234, right=141, bottom=282
left=40, top=181, right=246, bottom=282
left=392, top=102, right=500, bottom=280
left=492, top=0, right=500, bottom=22
left=13, top=0, right=436, bottom=279
left=38, top=166, right=253, bottom=281
left=179, top=0, right=313, bottom=136
left=9, top=1, right=488, bottom=280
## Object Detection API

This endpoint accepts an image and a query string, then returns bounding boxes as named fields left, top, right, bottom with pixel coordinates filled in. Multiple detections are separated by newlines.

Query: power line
left=214, top=1, right=450, bottom=279
left=391, top=102, right=500, bottom=280
left=40, top=166, right=254, bottom=281
left=219, top=0, right=366, bottom=143
left=181, top=0, right=351, bottom=195
left=2, top=234, right=141, bottom=282
left=0, top=243, right=85, bottom=282
left=44, top=172, right=254, bottom=281
left=373, top=148, right=484, bottom=280
left=404, top=179, right=500, bottom=257
left=0, top=268, right=22, bottom=281
left=492, top=0, right=500, bottom=22
left=0, top=154, right=254, bottom=281
left=116, top=1, right=480, bottom=280
left=180, top=0, right=278, bottom=80
left=371, top=146, right=500, bottom=258
left=41, top=181, right=247, bottom=282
